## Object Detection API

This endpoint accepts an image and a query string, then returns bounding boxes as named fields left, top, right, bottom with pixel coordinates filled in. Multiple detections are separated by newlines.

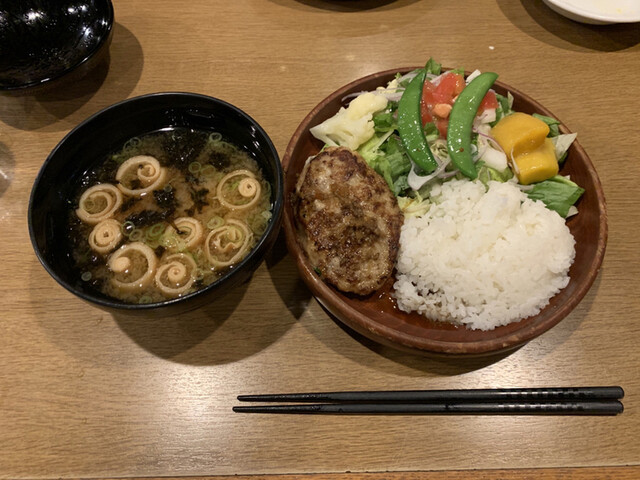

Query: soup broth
left=68, top=128, right=273, bottom=304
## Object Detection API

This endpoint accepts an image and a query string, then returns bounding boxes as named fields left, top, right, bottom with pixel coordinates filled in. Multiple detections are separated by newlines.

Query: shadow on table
left=277, top=0, right=418, bottom=12
left=28, top=225, right=302, bottom=367
left=112, top=283, right=249, bottom=364
left=0, top=23, right=143, bottom=132
left=267, top=235, right=509, bottom=376
left=112, top=230, right=304, bottom=365
left=266, top=228, right=314, bottom=320
left=299, top=273, right=600, bottom=377
left=254, top=0, right=420, bottom=37
left=332, top=319, right=519, bottom=374
left=498, top=0, right=640, bottom=52
left=0, top=141, right=14, bottom=198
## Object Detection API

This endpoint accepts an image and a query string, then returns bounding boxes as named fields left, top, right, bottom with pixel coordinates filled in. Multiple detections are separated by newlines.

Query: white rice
left=392, top=179, right=576, bottom=330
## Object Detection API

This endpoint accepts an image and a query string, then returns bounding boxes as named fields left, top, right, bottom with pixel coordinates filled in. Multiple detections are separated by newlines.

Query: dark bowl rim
left=282, top=66, right=608, bottom=356
left=0, top=0, right=115, bottom=91
left=28, top=91, right=284, bottom=311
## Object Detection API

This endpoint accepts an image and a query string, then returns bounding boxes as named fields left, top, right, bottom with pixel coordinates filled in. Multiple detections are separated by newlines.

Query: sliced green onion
left=129, top=229, right=143, bottom=241
left=81, top=272, right=92, bottom=282
left=147, top=222, right=166, bottom=239
left=208, top=132, right=222, bottom=143
left=121, top=221, right=135, bottom=235
left=139, top=295, right=154, bottom=304
left=200, top=165, right=215, bottom=178
left=207, top=216, right=224, bottom=229
left=146, top=239, right=160, bottom=249
left=188, top=161, right=202, bottom=174
left=123, top=137, right=141, bottom=150
left=161, top=235, right=177, bottom=248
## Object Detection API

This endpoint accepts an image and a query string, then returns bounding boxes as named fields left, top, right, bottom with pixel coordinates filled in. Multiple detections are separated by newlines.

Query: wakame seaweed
left=125, top=209, right=170, bottom=228
left=188, top=187, right=209, bottom=214
left=162, top=129, right=207, bottom=171
left=153, top=188, right=178, bottom=212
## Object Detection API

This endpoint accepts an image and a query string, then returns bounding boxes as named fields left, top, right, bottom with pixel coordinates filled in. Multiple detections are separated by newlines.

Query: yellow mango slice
left=491, top=112, right=550, bottom=158
left=513, top=138, right=558, bottom=185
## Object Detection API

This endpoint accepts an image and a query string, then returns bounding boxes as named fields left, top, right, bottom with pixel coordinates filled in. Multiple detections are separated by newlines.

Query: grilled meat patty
left=293, top=146, right=404, bottom=295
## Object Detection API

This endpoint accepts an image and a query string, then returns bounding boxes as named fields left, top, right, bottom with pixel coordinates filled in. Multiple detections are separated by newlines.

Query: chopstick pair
left=233, top=386, right=624, bottom=416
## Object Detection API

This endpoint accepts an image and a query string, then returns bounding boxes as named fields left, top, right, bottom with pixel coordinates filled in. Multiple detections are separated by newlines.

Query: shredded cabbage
left=552, top=133, right=578, bottom=162
left=309, top=92, right=388, bottom=150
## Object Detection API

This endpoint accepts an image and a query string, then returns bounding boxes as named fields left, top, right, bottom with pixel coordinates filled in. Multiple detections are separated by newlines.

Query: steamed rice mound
left=392, top=179, right=576, bottom=330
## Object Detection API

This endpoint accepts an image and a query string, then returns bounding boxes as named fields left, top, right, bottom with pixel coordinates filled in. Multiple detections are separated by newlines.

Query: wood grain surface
left=105, top=467, right=640, bottom=480
left=1, top=0, right=639, bottom=479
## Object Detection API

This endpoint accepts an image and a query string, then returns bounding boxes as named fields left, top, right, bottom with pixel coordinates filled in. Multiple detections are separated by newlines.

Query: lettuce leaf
left=422, top=121, right=440, bottom=143
left=526, top=175, right=584, bottom=217
left=532, top=113, right=561, bottom=137
left=359, top=135, right=412, bottom=196
left=491, top=92, right=514, bottom=126
left=425, top=58, right=441, bottom=75
left=373, top=110, right=396, bottom=132
left=477, top=163, right=514, bottom=186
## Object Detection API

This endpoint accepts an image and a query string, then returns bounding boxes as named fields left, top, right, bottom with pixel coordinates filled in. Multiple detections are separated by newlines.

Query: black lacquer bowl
left=0, top=0, right=114, bottom=93
left=29, top=92, right=284, bottom=317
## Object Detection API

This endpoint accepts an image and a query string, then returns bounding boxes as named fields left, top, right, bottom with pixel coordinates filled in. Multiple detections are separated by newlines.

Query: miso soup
left=68, top=128, right=273, bottom=304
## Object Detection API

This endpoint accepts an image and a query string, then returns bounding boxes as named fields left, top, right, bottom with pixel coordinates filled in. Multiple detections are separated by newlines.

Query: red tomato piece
left=419, top=72, right=494, bottom=138
left=420, top=72, right=466, bottom=138
left=433, top=72, right=465, bottom=105
left=479, top=89, right=499, bottom=112
left=420, top=80, right=435, bottom=124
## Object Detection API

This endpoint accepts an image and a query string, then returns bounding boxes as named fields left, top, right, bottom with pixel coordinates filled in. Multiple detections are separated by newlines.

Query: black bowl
left=29, top=92, right=284, bottom=316
left=0, top=0, right=114, bottom=93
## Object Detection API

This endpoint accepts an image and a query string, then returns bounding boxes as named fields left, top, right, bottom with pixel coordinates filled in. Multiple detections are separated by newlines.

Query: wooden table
left=1, top=1, right=639, bottom=479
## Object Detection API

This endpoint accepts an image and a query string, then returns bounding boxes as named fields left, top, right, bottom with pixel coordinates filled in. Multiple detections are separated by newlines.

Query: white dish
left=543, top=0, right=640, bottom=24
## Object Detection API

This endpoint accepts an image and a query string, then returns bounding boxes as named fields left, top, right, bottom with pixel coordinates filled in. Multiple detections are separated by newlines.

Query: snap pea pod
left=397, top=70, right=438, bottom=174
left=446, top=72, right=499, bottom=179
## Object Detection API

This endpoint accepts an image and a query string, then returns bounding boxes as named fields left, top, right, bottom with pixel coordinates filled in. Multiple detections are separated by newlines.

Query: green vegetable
left=359, top=135, right=411, bottom=196
left=526, top=175, right=584, bottom=217
left=477, top=163, right=514, bottom=186
left=146, top=222, right=166, bottom=239
left=491, top=92, right=513, bottom=126
left=129, top=229, right=143, bottom=242
left=447, top=72, right=499, bottom=179
left=425, top=58, right=442, bottom=75
left=422, top=122, right=439, bottom=143
left=532, top=113, right=561, bottom=137
left=397, top=70, right=438, bottom=174
left=373, top=111, right=396, bottom=132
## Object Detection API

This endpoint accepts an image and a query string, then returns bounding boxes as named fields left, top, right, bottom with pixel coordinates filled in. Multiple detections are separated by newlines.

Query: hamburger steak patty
left=293, top=146, right=404, bottom=295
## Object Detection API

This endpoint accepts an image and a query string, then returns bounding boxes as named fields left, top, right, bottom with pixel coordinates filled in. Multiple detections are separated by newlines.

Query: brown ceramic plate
left=282, top=67, right=607, bottom=356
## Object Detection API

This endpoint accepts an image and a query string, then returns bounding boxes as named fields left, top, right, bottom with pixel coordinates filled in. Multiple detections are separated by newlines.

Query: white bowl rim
left=543, top=0, right=640, bottom=24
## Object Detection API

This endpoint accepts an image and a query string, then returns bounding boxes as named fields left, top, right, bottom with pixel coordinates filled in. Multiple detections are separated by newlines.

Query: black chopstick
left=234, top=387, right=624, bottom=416
left=233, top=400, right=623, bottom=416
left=237, top=386, right=624, bottom=404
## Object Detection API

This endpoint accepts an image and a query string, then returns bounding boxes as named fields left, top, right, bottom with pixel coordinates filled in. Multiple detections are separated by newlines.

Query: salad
left=309, top=58, right=584, bottom=218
